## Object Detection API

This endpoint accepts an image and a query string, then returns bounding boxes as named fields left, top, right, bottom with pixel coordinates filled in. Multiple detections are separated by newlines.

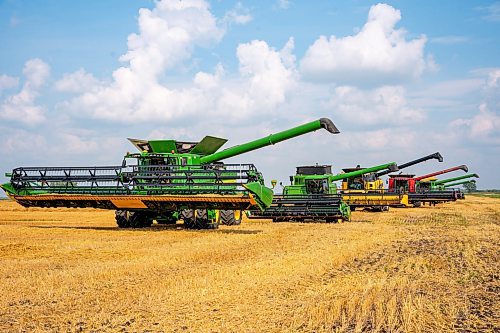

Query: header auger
left=1, top=118, right=339, bottom=229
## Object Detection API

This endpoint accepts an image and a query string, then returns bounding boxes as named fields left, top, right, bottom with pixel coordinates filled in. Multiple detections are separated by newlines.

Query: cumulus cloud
left=334, top=127, right=417, bottom=151
left=2, top=128, right=47, bottom=154
left=59, top=0, right=224, bottom=122
left=0, top=75, right=19, bottom=91
left=450, top=69, right=500, bottom=143
left=54, top=68, right=99, bottom=93
left=300, top=3, right=428, bottom=85
left=223, top=2, right=252, bottom=25
left=60, top=0, right=296, bottom=123
left=228, top=38, right=296, bottom=115
left=325, top=85, right=425, bottom=126
left=0, top=58, right=50, bottom=125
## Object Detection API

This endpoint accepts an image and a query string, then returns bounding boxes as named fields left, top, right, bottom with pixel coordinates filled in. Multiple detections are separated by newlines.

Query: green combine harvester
left=1, top=118, right=339, bottom=229
left=247, top=162, right=398, bottom=222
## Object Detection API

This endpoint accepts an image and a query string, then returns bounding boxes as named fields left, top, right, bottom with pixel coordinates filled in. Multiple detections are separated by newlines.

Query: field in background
left=0, top=197, right=498, bottom=332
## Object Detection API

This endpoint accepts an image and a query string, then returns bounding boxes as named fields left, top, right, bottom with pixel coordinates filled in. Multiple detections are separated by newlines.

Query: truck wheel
left=413, top=201, right=422, bottom=208
left=115, top=210, right=130, bottom=228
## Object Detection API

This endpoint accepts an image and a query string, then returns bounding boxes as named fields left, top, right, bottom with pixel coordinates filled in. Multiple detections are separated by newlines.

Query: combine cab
left=1, top=118, right=339, bottom=229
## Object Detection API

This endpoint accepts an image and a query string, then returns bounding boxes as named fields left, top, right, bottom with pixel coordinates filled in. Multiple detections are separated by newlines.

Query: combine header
left=1, top=118, right=339, bottom=229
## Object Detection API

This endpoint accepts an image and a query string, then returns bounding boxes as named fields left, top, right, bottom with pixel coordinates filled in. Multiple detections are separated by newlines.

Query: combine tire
left=115, top=210, right=152, bottom=228
left=115, top=210, right=130, bottom=228
left=128, top=211, right=152, bottom=228
left=195, top=209, right=218, bottom=229
left=181, top=209, right=196, bottom=229
left=219, top=210, right=242, bottom=226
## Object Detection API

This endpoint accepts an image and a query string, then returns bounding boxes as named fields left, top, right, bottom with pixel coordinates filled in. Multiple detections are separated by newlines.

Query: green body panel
left=148, top=140, right=178, bottom=153
left=443, top=180, right=476, bottom=188
left=243, top=182, right=274, bottom=209
left=190, top=136, right=228, bottom=155
left=0, top=183, right=15, bottom=196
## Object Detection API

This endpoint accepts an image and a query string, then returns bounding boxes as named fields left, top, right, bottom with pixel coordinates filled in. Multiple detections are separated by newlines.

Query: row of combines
left=0, top=118, right=478, bottom=229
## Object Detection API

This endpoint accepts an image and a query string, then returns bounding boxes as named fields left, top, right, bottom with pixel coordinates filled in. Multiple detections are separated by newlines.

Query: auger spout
left=414, top=165, right=468, bottom=181
left=199, top=118, right=339, bottom=164
left=444, top=180, right=476, bottom=188
left=376, top=152, right=443, bottom=177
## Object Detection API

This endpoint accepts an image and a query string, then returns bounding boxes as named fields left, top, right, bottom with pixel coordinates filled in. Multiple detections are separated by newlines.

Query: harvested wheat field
left=0, top=196, right=498, bottom=332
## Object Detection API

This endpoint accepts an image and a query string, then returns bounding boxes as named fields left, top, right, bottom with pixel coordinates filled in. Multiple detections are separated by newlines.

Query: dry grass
left=0, top=196, right=498, bottom=332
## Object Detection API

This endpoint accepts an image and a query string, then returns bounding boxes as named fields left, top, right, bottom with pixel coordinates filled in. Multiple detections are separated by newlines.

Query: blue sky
left=0, top=0, right=499, bottom=190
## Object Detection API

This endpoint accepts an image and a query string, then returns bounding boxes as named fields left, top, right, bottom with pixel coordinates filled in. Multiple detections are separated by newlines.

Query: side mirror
left=289, top=176, right=293, bottom=184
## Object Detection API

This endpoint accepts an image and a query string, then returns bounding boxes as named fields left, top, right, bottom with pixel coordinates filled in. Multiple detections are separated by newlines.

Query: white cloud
left=449, top=69, right=500, bottom=143
left=231, top=38, right=296, bottom=114
left=60, top=0, right=224, bottom=122
left=450, top=104, right=500, bottom=141
left=3, top=129, right=46, bottom=154
left=325, top=85, right=425, bottom=126
left=0, top=58, right=50, bottom=125
left=487, top=69, right=500, bottom=88
left=0, top=75, right=19, bottom=91
left=334, top=127, right=417, bottom=151
left=54, top=68, right=99, bottom=93
left=223, top=2, right=252, bottom=25
left=277, top=0, right=290, bottom=10
left=300, top=3, right=428, bottom=85
left=480, top=2, right=500, bottom=22
left=61, top=0, right=296, bottom=124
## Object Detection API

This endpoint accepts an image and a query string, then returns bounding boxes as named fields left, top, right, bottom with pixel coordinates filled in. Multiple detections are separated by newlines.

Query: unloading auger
left=1, top=118, right=339, bottom=229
